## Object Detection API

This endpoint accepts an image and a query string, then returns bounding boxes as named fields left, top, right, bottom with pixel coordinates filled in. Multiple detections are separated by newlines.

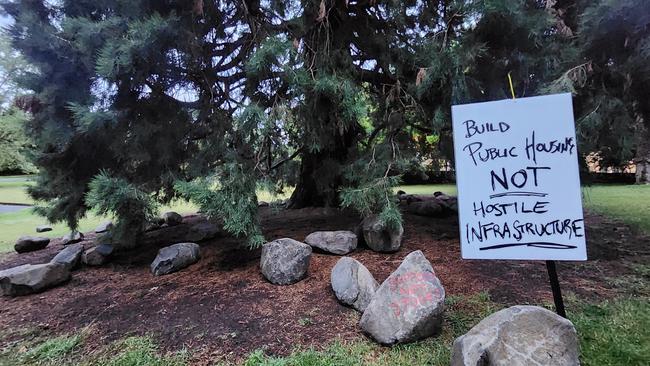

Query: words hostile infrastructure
left=452, top=93, right=587, bottom=261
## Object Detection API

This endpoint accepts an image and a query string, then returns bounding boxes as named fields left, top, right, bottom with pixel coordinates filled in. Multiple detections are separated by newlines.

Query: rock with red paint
left=361, top=215, right=403, bottom=253
left=360, top=250, right=445, bottom=345
left=451, top=305, right=580, bottom=366
left=330, top=257, right=378, bottom=312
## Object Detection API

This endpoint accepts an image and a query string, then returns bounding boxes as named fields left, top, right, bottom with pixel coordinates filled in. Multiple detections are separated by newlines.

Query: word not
left=490, top=166, right=551, bottom=191
left=462, top=119, right=511, bottom=138
left=472, top=200, right=549, bottom=218
left=466, top=218, right=585, bottom=243
left=525, top=131, right=576, bottom=163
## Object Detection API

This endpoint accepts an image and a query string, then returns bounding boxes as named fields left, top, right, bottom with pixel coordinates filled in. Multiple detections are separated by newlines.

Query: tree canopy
left=1, top=0, right=647, bottom=248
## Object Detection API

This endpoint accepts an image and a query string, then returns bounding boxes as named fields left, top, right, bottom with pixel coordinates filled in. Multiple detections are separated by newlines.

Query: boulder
left=185, top=221, right=222, bottom=242
left=331, top=257, right=378, bottom=312
left=150, top=242, right=201, bottom=276
left=162, top=211, right=183, bottom=226
left=406, top=200, right=445, bottom=217
left=95, top=221, right=114, bottom=233
left=260, top=238, right=312, bottom=285
left=14, top=236, right=50, bottom=253
left=444, top=197, right=458, bottom=213
left=36, top=225, right=52, bottom=233
left=61, top=231, right=83, bottom=245
left=144, top=221, right=161, bottom=232
left=82, top=244, right=113, bottom=266
left=360, top=250, right=445, bottom=345
left=51, top=243, right=84, bottom=271
left=451, top=305, right=580, bottom=366
left=0, top=263, right=70, bottom=296
left=305, top=231, right=357, bottom=255
left=361, top=215, right=403, bottom=253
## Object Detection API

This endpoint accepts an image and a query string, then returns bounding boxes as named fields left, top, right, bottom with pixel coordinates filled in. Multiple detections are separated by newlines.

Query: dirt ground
left=0, top=207, right=648, bottom=363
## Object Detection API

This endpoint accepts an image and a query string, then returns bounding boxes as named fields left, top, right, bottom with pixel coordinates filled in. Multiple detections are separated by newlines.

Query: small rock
left=0, top=263, right=70, bottom=296
left=260, top=238, right=312, bottom=285
left=305, top=231, right=357, bottom=255
left=15, top=236, right=50, bottom=253
left=162, top=211, right=183, bottom=226
left=82, top=244, right=113, bottom=266
left=360, top=250, right=445, bottom=345
left=36, top=225, right=52, bottom=233
left=361, top=215, right=403, bottom=253
left=51, top=243, right=84, bottom=271
left=61, top=231, right=83, bottom=245
left=451, top=305, right=580, bottom=366
left=258, top=201, right=269, bottom=207
left=331, top=257, right=378, bottom=312
left=150, top=243, right=201, bottom=276
left=95, top=221, right=114, bottom=233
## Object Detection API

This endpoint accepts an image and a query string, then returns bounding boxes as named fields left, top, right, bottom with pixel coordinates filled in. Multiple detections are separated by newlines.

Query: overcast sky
left=1, top=15, right=11, bottom=28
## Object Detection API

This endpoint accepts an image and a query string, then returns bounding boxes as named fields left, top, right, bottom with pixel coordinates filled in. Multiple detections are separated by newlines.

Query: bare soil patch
left=0, top=208, right=647, bottom=363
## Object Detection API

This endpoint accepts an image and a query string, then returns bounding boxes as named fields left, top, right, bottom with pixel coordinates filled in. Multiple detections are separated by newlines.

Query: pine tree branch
left=270, top=147, right=303, bottom=171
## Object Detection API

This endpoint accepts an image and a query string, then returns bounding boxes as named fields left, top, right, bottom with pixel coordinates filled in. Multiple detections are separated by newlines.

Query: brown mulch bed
left=0, top=207, right=647, bottom=363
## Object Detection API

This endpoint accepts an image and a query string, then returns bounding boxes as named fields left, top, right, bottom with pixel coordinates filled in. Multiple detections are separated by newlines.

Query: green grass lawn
left=0, top=178, right=35, bottom=204
left=582, top=184, right=650, bottom=233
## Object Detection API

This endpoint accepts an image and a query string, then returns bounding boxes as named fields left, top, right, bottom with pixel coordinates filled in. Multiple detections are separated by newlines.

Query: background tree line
left=0, top=0, right=647, bottom=248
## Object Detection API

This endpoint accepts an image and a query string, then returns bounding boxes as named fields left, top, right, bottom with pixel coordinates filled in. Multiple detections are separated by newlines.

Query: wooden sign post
left=451, top=93, right=586, bottom=317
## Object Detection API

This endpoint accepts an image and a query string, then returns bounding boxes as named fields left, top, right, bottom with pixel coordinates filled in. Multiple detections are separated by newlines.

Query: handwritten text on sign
left=451, top=93, right=587, bottom=260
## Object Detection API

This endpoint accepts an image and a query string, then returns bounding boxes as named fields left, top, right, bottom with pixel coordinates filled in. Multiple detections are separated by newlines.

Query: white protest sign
left=451, top=93, right=587, bottom=261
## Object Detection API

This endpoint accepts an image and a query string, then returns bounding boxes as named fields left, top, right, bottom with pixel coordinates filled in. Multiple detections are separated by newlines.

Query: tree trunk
left=287, top=128, right=355, bottom=208
left=287, top=1, right=359, bottom=208
left=634, top=118, right=650, bottom=184
left=287, top=152, right=339, bottom=208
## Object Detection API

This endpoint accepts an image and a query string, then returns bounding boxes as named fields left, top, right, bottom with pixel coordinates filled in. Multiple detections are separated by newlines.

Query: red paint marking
left=387, top=271, right=443, bottom=317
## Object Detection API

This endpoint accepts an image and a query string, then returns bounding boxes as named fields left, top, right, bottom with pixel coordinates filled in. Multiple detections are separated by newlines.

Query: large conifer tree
left=1, top=0, right=591, bottom=247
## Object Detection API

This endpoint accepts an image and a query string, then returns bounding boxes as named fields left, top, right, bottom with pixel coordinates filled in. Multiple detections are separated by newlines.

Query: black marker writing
left=490, top=166, right=551, bottom=191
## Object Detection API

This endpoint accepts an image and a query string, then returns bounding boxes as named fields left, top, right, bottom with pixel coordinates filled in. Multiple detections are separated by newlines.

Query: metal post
left=545, top=260, right=566, bottom=318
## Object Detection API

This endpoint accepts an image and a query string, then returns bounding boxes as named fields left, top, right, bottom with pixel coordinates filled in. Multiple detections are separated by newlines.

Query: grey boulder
left=451, top=305, right=580, bottom=366
left=82, top=244, right=113, bottom=266
left=260, top=238, right=312, bottom=285
left=361, top=215, right=403, bottom=253
left=162, top=211, right=183, bottom=226
left=0, top=263, right=70, bottom=296
left=51, top=243, right=85, bottom=271
left=406, top=200, right=445, bottom=217
left=36, top=225, right=52, bottom=233
left=61, top=231, right=83, bottom=245
left=331, top=257, right=378, bottom=312
left=150, top=242, right=201, bottom=276
left=95, top=221, right=114, bottom=233
left=360, top=250, right=445, bottom=345
left=305, top=231, right=357, bottom=255
left=186, top=222, right=222, bottom=242
left=15, top=236, right=50, bottom=253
